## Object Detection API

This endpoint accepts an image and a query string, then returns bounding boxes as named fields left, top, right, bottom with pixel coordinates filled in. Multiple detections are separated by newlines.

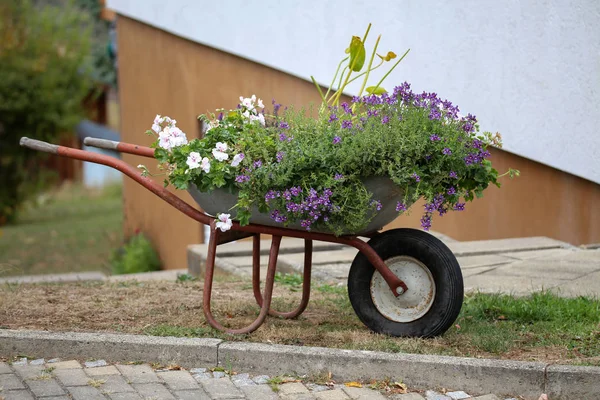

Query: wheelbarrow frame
left=19, top=136, right=416, bottom=335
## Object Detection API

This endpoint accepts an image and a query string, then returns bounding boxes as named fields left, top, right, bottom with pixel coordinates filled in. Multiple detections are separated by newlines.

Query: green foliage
left=110, top=233, right=161, bottom=275
left=0, top=0, right=94, bottom=224
left=274, top=272, right=303, bottom=292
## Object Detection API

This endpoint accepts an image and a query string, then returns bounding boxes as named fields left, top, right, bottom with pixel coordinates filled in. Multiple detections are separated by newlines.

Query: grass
left=0, top=277, right=598, bottom=366
left=0, top=183, right=123, bottom=277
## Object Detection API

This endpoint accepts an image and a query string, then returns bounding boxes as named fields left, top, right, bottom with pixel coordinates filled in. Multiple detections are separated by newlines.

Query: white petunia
left=158, top=126, right=188, bottom=150
left=231, top=153, right=244, bottom=167
left=186, top=152, right=202, bottom=169
left=257, top=113, right=265, bottom=126
left=257, top=98, right=264, bottom=109
left=200, top=157, right=211, bottom=173
left=212, top=149, right=229, bottom=161
left=215, top=142, right=228, bottom=152
left=215, top=213, right=233, bottom=232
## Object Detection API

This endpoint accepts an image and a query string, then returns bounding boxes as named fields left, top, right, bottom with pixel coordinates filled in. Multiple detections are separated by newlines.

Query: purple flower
left=396, top=202, right=407, bottom=212
left=264, top=190, right=280, bottom=202
left=370, top=200, right=383, bottom=211
left=442, top=148, right=452, bottom=155
left=333, top=136, right=342, bottom=145
left=420, top=213, right=432, bottom=231
left=341, top=102, right=352, bottom=114
left=235, top=175, right=250, bottom=183
left=253, top=160, right=262, bottom=169
left=279, top=122, right=289, bottom=129
left=430, top=134, right=441, bottom=142
left=453, top=203, right=466, bottom=211
left=276, top=152, right=285, bottom=162
left=472, top=139, right=483, bottom=149
left=290, top=186, right=302, bottom=196
left=300, top=219, right=312, bottom=231
left=381, top=115, right=390, bottom=124
left=334, top=173, right=344, bottom=181
left=447, top=187, right=456, bottom=195
left=279, top=133, right=288, bottom=141
left=329, top=114, right=338, bottom=123
left=341, top=120, right=352, bottom=129
left=367, top=109, right=379, bottom=118
left=352, top=95, right=361, bottom=103
left=411, top=173, right=421, bottom=182
left=272, top=99, right=281, bottom=115
left=449, top=171, right=458, bottom=179
left=217, top=112, right=223, bottom=121
left=270, top=210, right=287, bottom=223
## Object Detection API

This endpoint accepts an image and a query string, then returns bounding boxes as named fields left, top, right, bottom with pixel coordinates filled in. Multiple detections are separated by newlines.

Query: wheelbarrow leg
left=203, top=223, right=281, bottom=334
left=252, top=237, right=312, bottom=319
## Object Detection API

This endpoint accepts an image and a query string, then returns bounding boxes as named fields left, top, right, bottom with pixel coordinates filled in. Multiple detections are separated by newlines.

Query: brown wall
left=117, top=16, right=600, bottom=270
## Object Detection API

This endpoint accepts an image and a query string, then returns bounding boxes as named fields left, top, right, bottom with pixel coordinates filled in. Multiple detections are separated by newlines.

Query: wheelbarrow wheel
left=348, top=228, right=463, bottom=338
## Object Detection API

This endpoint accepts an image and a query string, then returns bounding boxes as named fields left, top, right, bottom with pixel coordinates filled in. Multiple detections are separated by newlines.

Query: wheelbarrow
left=19, top=136, right=464, bottom=338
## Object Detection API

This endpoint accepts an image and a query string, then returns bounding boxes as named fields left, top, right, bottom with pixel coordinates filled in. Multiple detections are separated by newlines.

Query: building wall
left=117, top=16, right=600, bottom=270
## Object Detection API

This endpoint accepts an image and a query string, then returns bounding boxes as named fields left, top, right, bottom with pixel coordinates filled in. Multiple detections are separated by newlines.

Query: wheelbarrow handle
left=83, top=137, right=119, bottom=150
left=19, top=137, right=59, bottom=154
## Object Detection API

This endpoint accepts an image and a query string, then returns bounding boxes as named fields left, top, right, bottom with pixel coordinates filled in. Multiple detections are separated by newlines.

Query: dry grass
left=1, top=277, right=598, bottom=366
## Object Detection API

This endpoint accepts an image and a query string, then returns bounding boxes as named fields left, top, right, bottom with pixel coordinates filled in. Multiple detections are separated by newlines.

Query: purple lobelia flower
left=341, top=120, right=352, bottom=129
left=430, top=134, right=441, bottom=142
left=442, top=148, right=452, bottom=155
left=279, top=122, right=289, bottom=129
left=334, top=173, right=344, bottom=181
left=420, top=213, right=432, bottom=231
left=381, top=115, right=390, bottom=124
left=411, top=173, right=421, bottom=182
left=396, top=202, right=407, bottom=212
left=453, top=203, right=465, bottom=211
left=276, top=151, right=285, bottom=162
left=447, top=187, right=456, bottom=195
left=332, top=136, right=342, bottom=145
left=235, top=175, right=250, bottom=183
left=370, top=200, right=383, bottom=211
left=449, top=171, right=458, bottom=179
left=253, top=160, right=262, bottom=169
left=329, top=114, right=338, bottom=123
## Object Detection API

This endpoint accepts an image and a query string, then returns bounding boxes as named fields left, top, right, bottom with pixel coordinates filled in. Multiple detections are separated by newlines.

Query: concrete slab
left=447, top=237, right=570, bottom=257
left=460, top=265, right=503, bottom=278
left=463, top=273, right=567, bottom=296
left=549, top=270, right=600, bottom=298
left=501, top=249, right=576, bottom=261
left=456, top=254, right=513, bottom=269
left=106, top=269, right=188, bottom=282
left=490, top=255, right=600, bottom=280
left=546, top=364, right=600, bottom=400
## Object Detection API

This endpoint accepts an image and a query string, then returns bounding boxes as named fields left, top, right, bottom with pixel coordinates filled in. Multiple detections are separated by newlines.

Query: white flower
left=257, top=98, right=264, bottom=109
left=257, top=113, right=265, bottom=126
left=215, top=142, right=228, bottom=152
left=251, top=94, right=256, bottom=102
left=231, top=153, right=244, bottom=167
left=215, top=213, right=233, bottom=232
left=153, top=114, right=162, bottom=125
left=186, top=152, right=202, bottom=169
left=137, top=164, right=144, bottom=169
left=212, top=149, right=229, bottom=161
left=152, top=123, right=161, bottom=133
left=241, top=97, right=254, bottom=110
left=158, top=126, right=188, bottom=150
left=200, top=157, right=211, bottom=173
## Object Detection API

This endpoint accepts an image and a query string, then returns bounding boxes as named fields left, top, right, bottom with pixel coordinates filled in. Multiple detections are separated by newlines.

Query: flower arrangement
left=140, top=25, right=518, bottom=235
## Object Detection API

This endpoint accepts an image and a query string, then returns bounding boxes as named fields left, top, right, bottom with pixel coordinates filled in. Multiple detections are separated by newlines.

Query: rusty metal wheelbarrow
left=19, top=136, right=464, bottom=338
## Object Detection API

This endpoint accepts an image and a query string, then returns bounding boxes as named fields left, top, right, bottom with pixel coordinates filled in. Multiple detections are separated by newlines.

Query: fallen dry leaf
left=538, top=395, right=548, bottom=400
left=344, top=381, right=363, bottom=388
left=392, top=381, right=407, bottom=393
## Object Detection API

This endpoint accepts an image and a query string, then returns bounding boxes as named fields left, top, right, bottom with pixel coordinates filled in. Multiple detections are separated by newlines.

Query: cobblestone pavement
left=0, top=358, right=519, bottom=400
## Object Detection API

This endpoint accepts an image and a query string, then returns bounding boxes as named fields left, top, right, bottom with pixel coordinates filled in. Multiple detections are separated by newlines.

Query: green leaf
left=365, top=86, right=387, bottom=95
left=349, top=36, right=366, bottom=72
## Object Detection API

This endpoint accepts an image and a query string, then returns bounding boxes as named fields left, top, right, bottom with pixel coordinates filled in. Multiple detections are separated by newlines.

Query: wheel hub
left=370, top=256, right=436, bottom=322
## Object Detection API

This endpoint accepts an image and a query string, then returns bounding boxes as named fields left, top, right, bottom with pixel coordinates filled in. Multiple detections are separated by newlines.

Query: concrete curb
left=1, top=329, right=598, bottom=400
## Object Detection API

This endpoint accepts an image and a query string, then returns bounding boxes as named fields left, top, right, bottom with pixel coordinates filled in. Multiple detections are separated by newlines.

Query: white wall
left=107, top=0, right=600, bottom=184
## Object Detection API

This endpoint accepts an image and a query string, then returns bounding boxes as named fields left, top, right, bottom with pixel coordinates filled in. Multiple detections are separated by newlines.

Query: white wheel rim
left=370, top=256, right=436, bottom=322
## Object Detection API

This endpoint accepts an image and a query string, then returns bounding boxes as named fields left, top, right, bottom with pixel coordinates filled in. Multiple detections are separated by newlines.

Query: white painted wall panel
left=107, top=0, right=600, bottom=184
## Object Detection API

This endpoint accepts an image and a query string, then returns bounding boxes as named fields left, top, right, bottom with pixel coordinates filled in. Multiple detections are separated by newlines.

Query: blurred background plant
left=0, top=0, right=116, bottom=225
left=110, top=232, right=161, bottom=275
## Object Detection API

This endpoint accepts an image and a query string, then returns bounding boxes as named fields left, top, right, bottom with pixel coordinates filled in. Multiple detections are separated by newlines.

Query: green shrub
left=110, top=233, right=162, bottom=275
left=0, top=0, right=94, bottom=224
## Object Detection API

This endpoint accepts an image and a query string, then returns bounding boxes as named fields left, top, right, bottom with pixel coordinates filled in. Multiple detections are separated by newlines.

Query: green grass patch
left=0, top=184, right=123, bottom=277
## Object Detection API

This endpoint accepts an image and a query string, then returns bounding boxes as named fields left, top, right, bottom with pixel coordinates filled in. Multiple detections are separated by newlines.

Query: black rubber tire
left=348, top=228, right=463, bottom=338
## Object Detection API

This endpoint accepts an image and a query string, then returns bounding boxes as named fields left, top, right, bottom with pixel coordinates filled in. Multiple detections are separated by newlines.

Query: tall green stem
left=357, top=34, right=381, bottom=99
left=369, top=48, right=410, bottom=94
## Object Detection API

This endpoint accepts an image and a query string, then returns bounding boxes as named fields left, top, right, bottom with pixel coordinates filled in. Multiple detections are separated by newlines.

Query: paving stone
left=11, top=359, right=27, bottom=367
left=279, top=382, right=311, bottom=395
left=280, top=394, right=316, bottom=400
left=116, top=364, right=159, bottom=384
left=456, top=254, right=513, bottom=269
left=85, top=365, right=120, bottom=376
left=212, top=371, right=226, bottom=379
left=174, top=389, right=212, bottom=400
left=132, top=383, right=175, bottom=399
left=0, top=374, right=25, bottom=390
left=50, top=360, right=82, bottom=370
left=425, top=391, right=451, bottom=400
left=12, top=365, right=44, bottom=380
left=29, top=359, right=45, bottom=366
left=446, top=392, right=471, bottom=400
left=96, top=375, right=135, bottom=394
left=25, top=378, right=65, bottom=397
left=472, top=396, right=500, bottom=400
left=231, top=373, right=256, bottom=387
left=108, top=393, right=143, bottom=400
left=67, top=385, right=106, bottom=400
left=2, top=390, right=34, bottom=400
left=315, top=388, right=350, bottom=399
left=53, top=368, right=89, bottom=386
left=193, top=372, right=213, bottom=380
left=342, top=386, right=387, bottom=399
left=0, top=362, right=11, bottom=374
left=241, top=384, right=280, bottom=400
left=252, top=374, right=270, bottom=384
left=306, top=383, right=329, bottom=392
left=40, top=397, right=70, bottom=400
left=199, top=377, right=245, bottom=399
left=389, top=394, right=426, bottom=400
left=189, top=367, right=207, bottom=374
left=157, top=370, right=199, bottom=390
left=84, top=360, right=108, bottom=368
left=47, top=359, right=61, bottom=364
